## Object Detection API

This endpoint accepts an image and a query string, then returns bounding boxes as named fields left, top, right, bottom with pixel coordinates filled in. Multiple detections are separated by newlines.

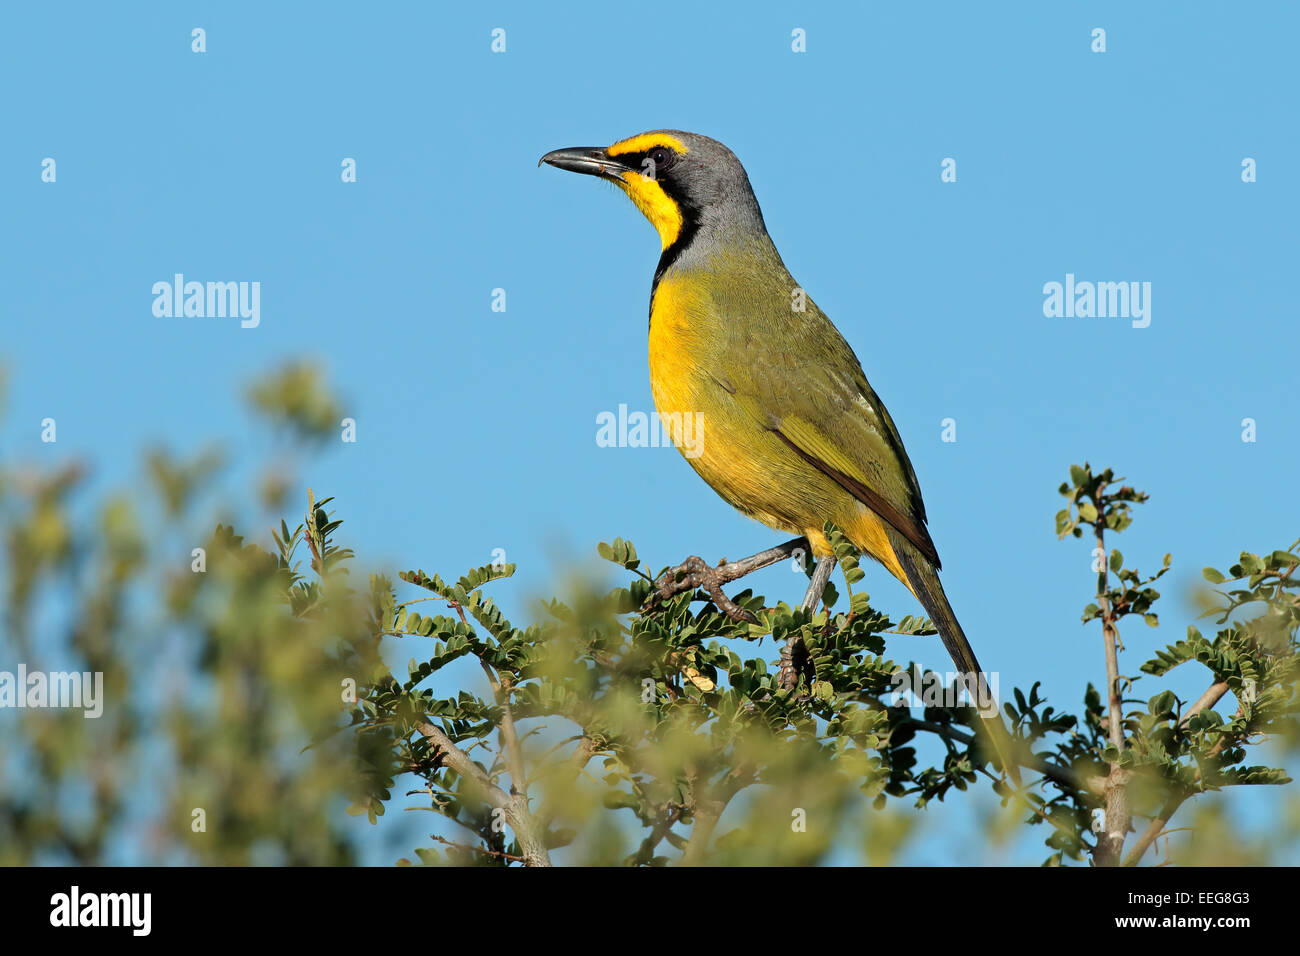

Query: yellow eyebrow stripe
left=607, top=132, right=689, bottom=157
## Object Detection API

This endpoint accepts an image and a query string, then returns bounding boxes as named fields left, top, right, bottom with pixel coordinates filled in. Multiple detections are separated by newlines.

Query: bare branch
left=1092, top=486, right=1133, bottom=867
left=480, top=663, right=529, bottom=802
left=680, top=761, right=754, bottom=865
left=428, top=834, right=528, bottom=864
left=415, top=721, right=552, bottom=866
left=1180, top=681, right=1231, bottom=729
left=1122, top=793, right=1187, bottom=867
left=625, top=804, right=683, bottom=866
left=536, top=735, right=597, bottom=830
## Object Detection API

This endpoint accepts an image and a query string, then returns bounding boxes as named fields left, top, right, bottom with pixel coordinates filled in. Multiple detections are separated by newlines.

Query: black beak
left=538, top=146, right=633, bottom=181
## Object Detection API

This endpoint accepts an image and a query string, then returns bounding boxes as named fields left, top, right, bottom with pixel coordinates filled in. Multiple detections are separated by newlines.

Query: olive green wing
left=713, top=290, right=940, bottom=567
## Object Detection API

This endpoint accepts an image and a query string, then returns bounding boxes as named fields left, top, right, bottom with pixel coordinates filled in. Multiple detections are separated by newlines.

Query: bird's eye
left=648, top=146, right=673, bottom=170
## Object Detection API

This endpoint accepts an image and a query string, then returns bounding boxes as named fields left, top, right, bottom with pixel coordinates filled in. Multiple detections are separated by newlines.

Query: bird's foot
left=778, top=556, right=836, bottom=696
left=646, top=554, right=759, bottom=624
left=778, top=636, right=815, bottom=698
left=643, top=537, right=809, bottom=624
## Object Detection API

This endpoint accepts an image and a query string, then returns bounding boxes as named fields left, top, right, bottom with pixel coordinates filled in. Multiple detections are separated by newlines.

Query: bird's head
left=539, top=130, right=763, bottom=254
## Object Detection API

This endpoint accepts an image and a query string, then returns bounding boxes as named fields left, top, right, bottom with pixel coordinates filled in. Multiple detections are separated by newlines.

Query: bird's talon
left=649, top=554, right=756, bottom=623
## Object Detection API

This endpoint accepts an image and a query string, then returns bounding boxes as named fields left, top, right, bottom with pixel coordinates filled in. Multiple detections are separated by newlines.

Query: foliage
left=2, top=363, right=1296, bottom=866
left=0, top=365, right=377, bottom=864
left=344, top=465, right=1298, bottom=865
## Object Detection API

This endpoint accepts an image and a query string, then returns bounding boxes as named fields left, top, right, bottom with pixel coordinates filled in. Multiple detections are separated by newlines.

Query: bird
left=540, top=130, right=1017, bottom=778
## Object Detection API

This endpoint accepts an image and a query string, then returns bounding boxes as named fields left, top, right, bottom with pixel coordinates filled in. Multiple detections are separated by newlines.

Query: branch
left=1095, top=528, right=1125, bottom=754
left=1108, top=686, right=1238, bottom=866
left=897, top=714, right=1098, bottom=794
left=1180, top=681, right=1230, bottom=729
left=1092, top=499, right=1133, bottom=866
left=681, top=763, right=724, bottom=866
left=1121, top=792, right=1188, bottom=867
left=897, top=711, right=1105, bottom=854
left=536, top=735, right=597, bottom=829
left=415, top=721, right=552, bottom=866
left=681, top=761, right=753, bottom=865
left=428, top=834, right=528, bottom=864
left=481, top=663, right=529, bottom=801
left=625, top=804, right=683, bottom=866
left=721, top=536, right=808, bottom=577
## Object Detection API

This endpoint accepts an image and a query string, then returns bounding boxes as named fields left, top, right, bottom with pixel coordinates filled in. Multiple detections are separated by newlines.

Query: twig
left=1092, top=482, right=1133, bottom=866
left=429, top=834, right=528, bottom=864
left=479, top=662, right=529, bottom=802
left=625, top=805, right=683, bottom=866
left=447, top=599, right=469, bottom=625
left=1121, top=793, right=1187, bottom=867
left=894, top=713, right=1096, bottom=794
left=1179, top=681, right=1230, bottom=729
left=415, top=721, right=552, bottom=866
left=680, top=761, right=754, bottom=865
left=536, top=735, right=597, bottom=829
left=1116, top=692, right=1252, bottom=865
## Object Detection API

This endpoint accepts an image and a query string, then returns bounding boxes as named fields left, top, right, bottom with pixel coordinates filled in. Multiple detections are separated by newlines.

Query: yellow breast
left=647, top=276, right=791, bottom=531
left=647, top=276, right=707, bottom=419
left=647, top=274, right=909, bottom=579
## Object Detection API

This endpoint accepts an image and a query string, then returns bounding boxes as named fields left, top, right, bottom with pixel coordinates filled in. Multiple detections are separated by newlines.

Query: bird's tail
left=882, top=527, right=1022, bottom=786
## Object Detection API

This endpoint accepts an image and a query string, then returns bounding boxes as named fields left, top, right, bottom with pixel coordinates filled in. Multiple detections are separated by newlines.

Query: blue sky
left=3, top=3, right=1297, bottom=864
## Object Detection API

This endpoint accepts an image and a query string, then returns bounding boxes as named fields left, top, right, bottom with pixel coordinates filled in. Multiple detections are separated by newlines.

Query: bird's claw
left=645, top=555, right=758, bottom=624
left=778, top=636, right=814, bottom=698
